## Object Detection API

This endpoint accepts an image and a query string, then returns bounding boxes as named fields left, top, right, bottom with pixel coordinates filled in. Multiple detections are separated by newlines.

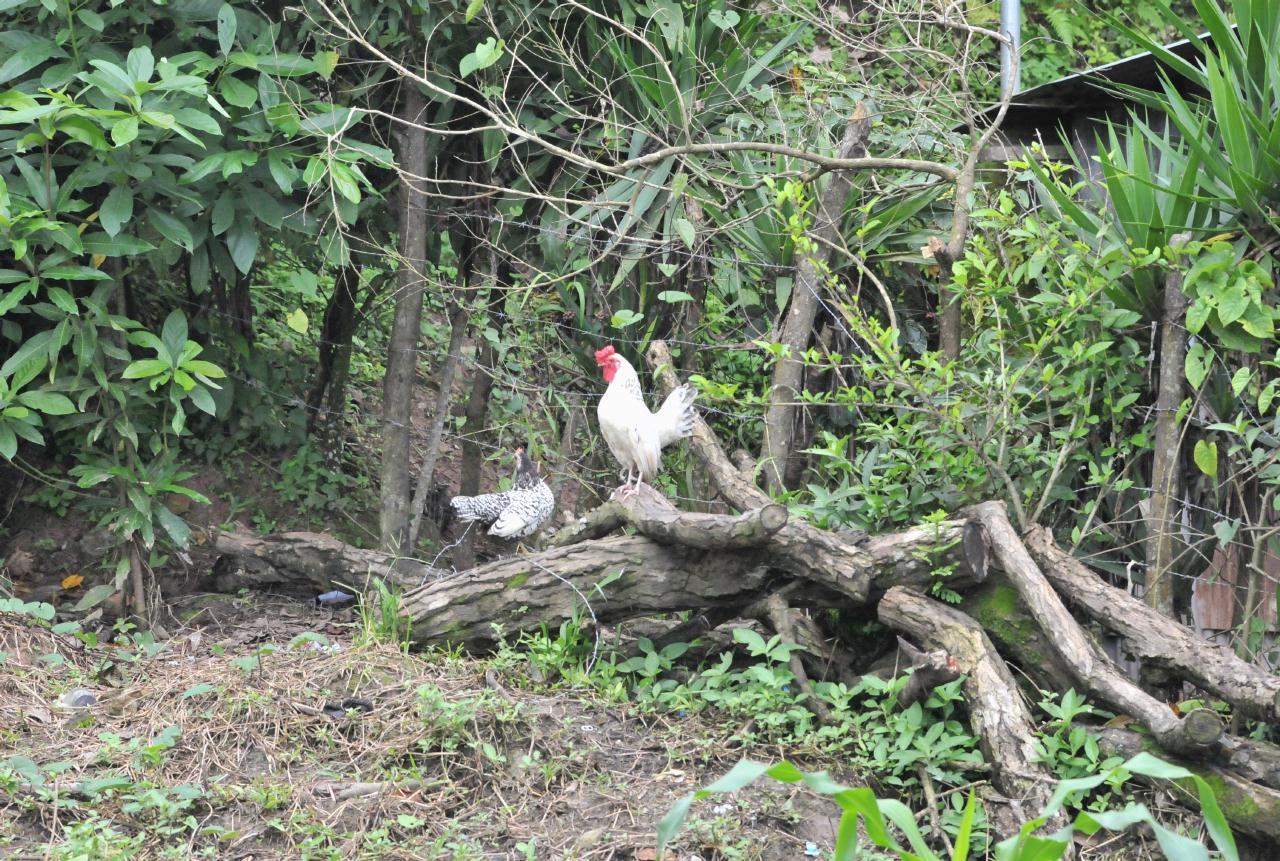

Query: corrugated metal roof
left=978, top=24, right=1236, bottom=119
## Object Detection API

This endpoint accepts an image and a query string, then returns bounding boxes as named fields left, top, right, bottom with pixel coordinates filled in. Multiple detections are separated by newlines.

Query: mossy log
left=878, top=586, right=1071, bottom=845
left=1094, top=727, right=1280, bottom=842
left=971, top=501, right=1224, bottom=756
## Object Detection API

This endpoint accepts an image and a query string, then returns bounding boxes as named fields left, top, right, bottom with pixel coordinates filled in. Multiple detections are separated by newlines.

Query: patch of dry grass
left=0, top=600, right=836, bottom=861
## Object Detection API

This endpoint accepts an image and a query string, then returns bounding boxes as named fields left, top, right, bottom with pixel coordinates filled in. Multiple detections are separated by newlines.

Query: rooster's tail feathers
left=655, top=383, right=697, bottom=446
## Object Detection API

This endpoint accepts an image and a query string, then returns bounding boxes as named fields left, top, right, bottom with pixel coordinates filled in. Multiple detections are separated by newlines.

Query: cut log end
left=1181, top=707, right=1227, bottom=748
left=758, top=503, right=789, bottom=534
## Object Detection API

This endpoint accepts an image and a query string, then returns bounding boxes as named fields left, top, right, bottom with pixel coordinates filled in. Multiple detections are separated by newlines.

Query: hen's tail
left=449, top=491, right=510, bottom=524
left=655, top=383, right=697, bottom=447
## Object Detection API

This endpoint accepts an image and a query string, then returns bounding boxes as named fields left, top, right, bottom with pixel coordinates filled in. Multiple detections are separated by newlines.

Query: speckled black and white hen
left=449, top=447, right=555, bottom=539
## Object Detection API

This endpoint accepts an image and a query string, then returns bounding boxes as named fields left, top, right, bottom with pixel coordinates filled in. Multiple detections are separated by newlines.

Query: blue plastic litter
left=316, top=590, right=355, bottom=605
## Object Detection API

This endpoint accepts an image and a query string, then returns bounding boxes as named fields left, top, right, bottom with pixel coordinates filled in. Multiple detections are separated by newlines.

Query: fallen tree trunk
left=549, top=485, right=789, bottom=549
left=402, top=535, right=772, bottom=648
left=1025, top=525, right=1280, bottom=722
left=878, top=586, right=1072, bottom=844
left=212, top=529, right=435, bottom=592
left=400, top=488, right=986, bottom=648
left=971, top=502, right=1224, bottom=756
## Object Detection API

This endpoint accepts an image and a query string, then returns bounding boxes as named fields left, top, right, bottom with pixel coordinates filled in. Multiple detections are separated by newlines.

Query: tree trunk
left=1145, top=236, right=1192, bottom=618
left=1094, top=727, right=1280, bottom=842
left=453, top=257, right=508, bottom=571
left=407, top=300, right=470, bottom=548
left=307, top=264, right=360, bottom=437
left=379, top=85, right=430, bottom=554
left=760, top=106, right=871, bottom=494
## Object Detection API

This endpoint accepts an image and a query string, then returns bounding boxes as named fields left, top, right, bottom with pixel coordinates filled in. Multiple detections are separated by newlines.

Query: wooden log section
left=971, top=502, right=1224, bottom=755
left=1025, top=524, right=1280, bottom=723
left=400, top=535, right=773, bottom=648
left=213, top=529, right=435, bottom=591
left=1094, top=727, right=1280, bottom=843
left=549, top=484, right=788, bottom=550
left=878, top=586, right=1072, bottom=845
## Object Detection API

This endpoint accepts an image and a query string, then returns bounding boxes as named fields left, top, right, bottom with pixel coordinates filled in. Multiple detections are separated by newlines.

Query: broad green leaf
left=218, top=76, right=257, bottom=108
left=73, top=584, right=115, bottom=611
left=149, top=208, right=194, bottom=251
left=126, top=46, right=154, bottom=84
left=161, top=310, right=187, bottom=360
left=40, top=265, right=110, bottom=282
left=465, top=0, right=485, bottom=22
left=459, top=37, right=505, bottom=78
left=111, top=115, right=139, bottom=147
left=0, top=329, right=51, bottom=378
left=0, top=424, right=15, bottom=459
left=0, top=40, right=61, bottom=87
left=81, top=232, right=155, bottom=256
left=77, top=8, right=105, bottom=31
left=188, top=385, right=216, bottom=415
left=673, top=216, right=696, bottom=248
left=184, top=360, right=226, bottom=379
left=1193, top=439, right=1218, bottom=479
left=122, top=358, right=171, bottom=379
left=314, top=51, right=339, bottom=80
left=217, top=4, right=237, bottom=55
left=1230, top=366, right=1251, bottom=397
left=99, top=186, right=134, bottom=237
left=267, top=151, right=298, bottom=193
left=17, top=391, right=75, bottom=415
left=330, top=162, right=361, bottom=203
left=285, top=308, right=308, bottom=334
left=1184, top=342, right=1210, bottom=389
left=610, top=309, right=643, bottom=328
left=1216, top=287, right=1250, bottom=325
left=658, top=290, right=695, bottom=303
left=226, top=221, right=258, bottom=274
left=46, top=287, right=78, bottom=315
left=211, top=191, right=235, bottom=237
left=156, top=504, right=191, bottom=547
left=707, top=8, right=740, bottom=29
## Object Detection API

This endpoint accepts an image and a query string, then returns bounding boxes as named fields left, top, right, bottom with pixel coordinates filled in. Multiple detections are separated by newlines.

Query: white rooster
left=594, top=344, right=697, bottom=496
left=449, top=446, right=555, bottom=539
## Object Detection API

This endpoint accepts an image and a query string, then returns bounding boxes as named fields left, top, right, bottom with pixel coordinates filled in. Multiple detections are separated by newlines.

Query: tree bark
left=453, top=256, right=507, bottom=570
left=549, top=484, right=788, bottom=550
left=407, top=300, right=470, bottom=548
left=1093, top=727, right=1280, bottom=842
left=213, top=528, right=434, bottom=592
left=957, top=578, right=1078, bottom=693
left=760, top=105, right=871, bottom=494
left=307, top=264, right=361, bottom=437
left=1025, top=524, right=1280, bottom=721
left=401, top=536, right=773, bottom=649
left=1145, top=236, right=1192, bottom=618
left=878, top=586, right=1072, bottom=845
left=380, top=85, right=430, bottom=554
left=971, top=501, right=1223, bottom=755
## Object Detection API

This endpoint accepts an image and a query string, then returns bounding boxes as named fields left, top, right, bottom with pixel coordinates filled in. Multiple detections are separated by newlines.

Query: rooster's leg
left=615, top=468, right=641, bottom=500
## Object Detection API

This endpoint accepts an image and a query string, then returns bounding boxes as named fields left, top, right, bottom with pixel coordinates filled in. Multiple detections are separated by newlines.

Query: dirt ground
left=0, top=594, right=853, bottom=861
